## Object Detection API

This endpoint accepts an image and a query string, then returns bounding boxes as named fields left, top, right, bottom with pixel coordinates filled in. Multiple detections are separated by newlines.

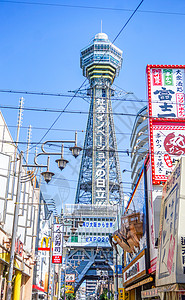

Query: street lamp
left=35, top=131, right=82, bottom=183
left=69, top=131, right=82, bottom=158
left=5, top=132, right=81, bottom=300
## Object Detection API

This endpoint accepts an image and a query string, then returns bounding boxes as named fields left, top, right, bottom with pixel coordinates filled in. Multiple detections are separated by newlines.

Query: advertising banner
left=147, top=65, right=185, bottom=184
left=65, top=274, right=75, bottom=283
left=156, top=157, right=185, bottom=285
left=52, top=224, right=63, bottom=264
left=145, top=157, right=158, bottom=273
left=122, top=250, right=146, bottom=286
left=150, top=120, right=185, bottom=182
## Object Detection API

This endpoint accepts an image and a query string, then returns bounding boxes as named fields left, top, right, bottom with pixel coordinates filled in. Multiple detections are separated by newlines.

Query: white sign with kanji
left=151, top=123, right=185, bottom=181
left=65, top=274, right=75, bottom=282
left=156, top=158, right=185, bottom=285
left=52, top=224, right=63, bottom=264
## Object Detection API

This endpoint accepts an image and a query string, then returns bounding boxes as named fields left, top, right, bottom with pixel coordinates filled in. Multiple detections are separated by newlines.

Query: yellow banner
left=65, top=285, right=74, bottom=294
left=118, top=288, right=129, bottom=300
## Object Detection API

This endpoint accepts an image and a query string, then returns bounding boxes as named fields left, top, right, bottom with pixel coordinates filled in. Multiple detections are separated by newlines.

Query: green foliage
left=99, top=289, right=113, bottom=300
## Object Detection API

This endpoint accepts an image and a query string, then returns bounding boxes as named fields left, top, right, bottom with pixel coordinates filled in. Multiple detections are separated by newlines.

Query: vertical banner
left=146, top=65, right=185, bottom=184
left=52, top=224, right=63, bottom=264
left=156, top=158, right=185, bottom=285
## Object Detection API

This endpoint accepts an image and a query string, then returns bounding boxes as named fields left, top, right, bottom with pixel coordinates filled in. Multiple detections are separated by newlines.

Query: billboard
left=145, top=157, right=158, bottom=274
left=151, top=120, right=185, bottom=182
left=52, top=224, right=63, bottom=264
left=156, top=157, right=185, bottom=285
left=65, top=274, right=75, bottom=283
left=146, top=65, right=185, bottom=184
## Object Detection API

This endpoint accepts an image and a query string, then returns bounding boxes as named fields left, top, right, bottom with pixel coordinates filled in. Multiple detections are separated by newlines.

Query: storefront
left=0, top=230, right=33, bottom=300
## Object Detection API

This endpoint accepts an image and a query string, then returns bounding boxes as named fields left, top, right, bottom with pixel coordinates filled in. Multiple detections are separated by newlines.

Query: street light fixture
left=55, top=144, right=69, bottom=171
left=69, top=131, right=82, bottom=158
left=34, top=131, right=82, bottom=183
left=6, top=132, right=81, bottom=300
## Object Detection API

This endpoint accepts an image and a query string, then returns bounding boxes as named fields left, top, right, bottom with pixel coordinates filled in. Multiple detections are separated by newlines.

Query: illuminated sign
left=146, top=65, right=185, bottom=184
left=52, top=224, right=63, bottom=264
left=141, top=288, right=159, bottom=298
left=65, top=274, right=75, bottom=283
left=38, top=237, right=51, bottom=251
left=65, top=285, right=74, bottom=294
left=150, top=120, right=185, bottom=182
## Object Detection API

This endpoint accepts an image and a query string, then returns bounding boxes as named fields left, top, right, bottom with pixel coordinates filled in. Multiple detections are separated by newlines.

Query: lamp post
left=5, top=133, right=82, bottom=300
left=59, top=213, right=83, bottom=300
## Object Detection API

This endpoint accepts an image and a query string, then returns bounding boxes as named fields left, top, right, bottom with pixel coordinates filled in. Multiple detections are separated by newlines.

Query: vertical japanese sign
left=156, top=158, right=185, bottom=285
left=93, top=88, right=109, bottom=204
left=52, top=224, right=63, bottom=264
left=146, top=65, right=185, bottom=184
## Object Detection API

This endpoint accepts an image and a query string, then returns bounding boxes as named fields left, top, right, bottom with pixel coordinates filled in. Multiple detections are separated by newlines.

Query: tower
left=76, top=32, right=123, bottom=205
left=63, top=33, right=124, bottom=293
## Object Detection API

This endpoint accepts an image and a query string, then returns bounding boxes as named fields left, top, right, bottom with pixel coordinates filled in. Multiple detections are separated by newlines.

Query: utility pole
left=6, top=152, right=23, bottom=300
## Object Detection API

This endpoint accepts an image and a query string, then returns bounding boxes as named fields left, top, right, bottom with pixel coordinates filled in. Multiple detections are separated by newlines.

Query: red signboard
left=52, top=255, right=62, bottom=264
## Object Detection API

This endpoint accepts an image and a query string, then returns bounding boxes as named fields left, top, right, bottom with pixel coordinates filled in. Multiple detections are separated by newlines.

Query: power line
left=0, top=89, right=148, bottom=103
left=0, top=0, right=184, bottom=17
left=0, top=104, right=146, bottom=116
left=1, top=0, right=144, bottom=153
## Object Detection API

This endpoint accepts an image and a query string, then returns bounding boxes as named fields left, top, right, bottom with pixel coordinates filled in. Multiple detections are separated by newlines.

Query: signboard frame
left=156, top=158, right=185, bottom=286
left=52, top=224, right=63, bottom=264
left=150, top=119, right=185, bottom=184
left=146, top=64, right=185, bottom=184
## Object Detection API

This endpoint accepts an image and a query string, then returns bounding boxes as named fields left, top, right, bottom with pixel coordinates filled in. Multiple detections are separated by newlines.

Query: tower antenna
left=101, top=20, right=102, bottom=33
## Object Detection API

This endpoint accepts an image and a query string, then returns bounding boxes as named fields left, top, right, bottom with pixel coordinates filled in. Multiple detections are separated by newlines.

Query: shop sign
left=146, top=158, right=158, bottom=272
left=65, top=285, right=74, bottom=294
left=118, top=288, right=129, bottom=300
left=123, top=250, right=146, bottom=286
left=115, top=265, right=122, bottom=275
left=38, top=237, right=51, bottom=251
left=65, top=274, right=75, bottom=283
left=156, top=158, right=185, bottom=285
left=146, top=65, right=185, bottom=185
left=141, top=288, right=159, bottom=298
left=82, top=221, right=113, bottom=228
left=52, top=224, right=63, bottom=264
left=150, top=121, right=185, bottom=182
left=15, top=239, right=23, bottom=257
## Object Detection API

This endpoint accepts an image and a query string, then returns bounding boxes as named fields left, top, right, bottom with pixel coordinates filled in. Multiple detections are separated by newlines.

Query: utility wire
left=26, top=0, right=145, bottom=150
left=1, top=0, right=144, bottom=154
left=0, top=0, right=184, bottom=17
left=0, top=89, right=148, bottom=103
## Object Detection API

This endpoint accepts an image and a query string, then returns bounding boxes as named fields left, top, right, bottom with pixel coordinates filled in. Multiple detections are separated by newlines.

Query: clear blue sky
left=0, top=0, right=185, bottom=210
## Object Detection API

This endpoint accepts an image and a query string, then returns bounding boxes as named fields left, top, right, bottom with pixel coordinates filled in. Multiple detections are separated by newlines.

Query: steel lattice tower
left=75, top=32, right=123, bottom=205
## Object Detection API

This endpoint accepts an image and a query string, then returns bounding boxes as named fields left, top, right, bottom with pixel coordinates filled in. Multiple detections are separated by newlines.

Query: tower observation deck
left=76, top=32, right=123, bottom=205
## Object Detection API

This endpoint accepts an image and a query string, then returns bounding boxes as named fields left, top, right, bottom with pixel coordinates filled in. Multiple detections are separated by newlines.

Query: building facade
left=0, top=110, right=40, bottom=300
left=130, top=106, right=148, bottom=190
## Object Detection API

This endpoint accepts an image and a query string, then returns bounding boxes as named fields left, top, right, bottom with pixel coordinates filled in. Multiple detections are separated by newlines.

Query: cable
left=28, top=78, right=87, bottom=153
left=0, top=0, right=144, bottom=157
left=0, top=89, right=148, bottom=103
left=25, top=0, right=145, bottom=150
left=0, top=0, right=184, bottom=17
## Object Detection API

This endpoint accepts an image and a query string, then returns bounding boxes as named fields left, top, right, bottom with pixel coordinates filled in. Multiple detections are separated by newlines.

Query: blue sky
left=0, top=0, right=185, bottom=210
